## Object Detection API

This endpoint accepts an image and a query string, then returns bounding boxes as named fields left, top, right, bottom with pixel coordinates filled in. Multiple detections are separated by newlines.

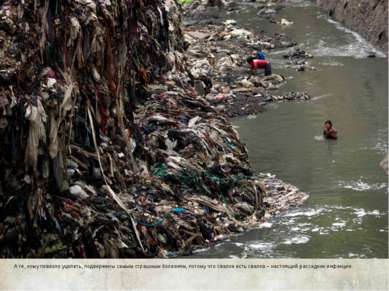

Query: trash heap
left=184, top=18, right=311, bottom=117
left=183, top=0, right=284, bottom=19
left=0, top=0, right=283, bottom=258
left=283, top=48, right=315, bottom=71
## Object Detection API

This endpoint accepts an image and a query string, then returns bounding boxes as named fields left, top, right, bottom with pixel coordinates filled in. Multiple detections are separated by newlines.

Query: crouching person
left=247, top=56, right=272, bottom=76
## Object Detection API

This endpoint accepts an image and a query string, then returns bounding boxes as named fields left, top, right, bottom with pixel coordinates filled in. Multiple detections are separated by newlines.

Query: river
left=193, top=0, right=388, bottom=258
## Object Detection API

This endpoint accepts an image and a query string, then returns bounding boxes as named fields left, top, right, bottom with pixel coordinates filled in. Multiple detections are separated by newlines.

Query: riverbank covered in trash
left=183, top=0, right=312, bottom=117
left=0, top=0, right=307, bottom=258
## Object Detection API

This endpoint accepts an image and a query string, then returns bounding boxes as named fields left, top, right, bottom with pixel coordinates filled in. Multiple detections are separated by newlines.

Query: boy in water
left=323, top=120, right=338, bottom=139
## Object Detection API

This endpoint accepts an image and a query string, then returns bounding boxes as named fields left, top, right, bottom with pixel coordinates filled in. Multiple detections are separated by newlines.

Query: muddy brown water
left=193, top=0, right=388, bottom=258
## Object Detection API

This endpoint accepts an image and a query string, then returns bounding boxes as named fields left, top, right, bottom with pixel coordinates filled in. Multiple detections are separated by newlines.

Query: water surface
left=194, top=1, right=388, bottom=258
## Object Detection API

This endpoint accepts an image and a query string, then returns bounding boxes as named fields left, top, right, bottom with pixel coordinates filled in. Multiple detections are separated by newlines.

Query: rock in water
left=280, top=18, right=294, bottom=26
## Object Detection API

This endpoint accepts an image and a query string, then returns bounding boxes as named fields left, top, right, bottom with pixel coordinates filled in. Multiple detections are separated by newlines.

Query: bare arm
left=323, top=128, right=338, bottom=139
left=330, top=129, right=338, bottom=139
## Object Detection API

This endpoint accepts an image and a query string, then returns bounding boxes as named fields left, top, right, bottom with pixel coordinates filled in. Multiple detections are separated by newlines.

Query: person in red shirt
left=247, top=57, right=272, bottom=76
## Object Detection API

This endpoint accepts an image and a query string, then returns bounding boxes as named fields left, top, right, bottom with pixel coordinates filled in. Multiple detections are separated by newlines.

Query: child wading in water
left=323, top=120, right=338, bottom=139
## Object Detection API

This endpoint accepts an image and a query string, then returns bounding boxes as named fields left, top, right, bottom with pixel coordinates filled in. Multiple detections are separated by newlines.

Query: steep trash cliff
left=0, top=0, right=271, bottom=258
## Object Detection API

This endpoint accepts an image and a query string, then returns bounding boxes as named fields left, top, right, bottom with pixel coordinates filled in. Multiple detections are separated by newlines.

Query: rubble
left=283, top=47, right=316, bottom=71
left=259, top=173, right=309, bottom=216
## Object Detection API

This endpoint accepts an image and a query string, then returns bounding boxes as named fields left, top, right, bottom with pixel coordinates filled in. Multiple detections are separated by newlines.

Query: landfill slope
left=0, top=0, right=307, bottom=258
left=0, top=0, right=259, bottom=258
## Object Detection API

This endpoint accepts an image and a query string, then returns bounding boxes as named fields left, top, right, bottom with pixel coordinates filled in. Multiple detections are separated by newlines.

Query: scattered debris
left=184, top=15, right=312, bottom=117
left=280, top=18, right=294, bottom=26
left=259, top=173, right=309, bottom=216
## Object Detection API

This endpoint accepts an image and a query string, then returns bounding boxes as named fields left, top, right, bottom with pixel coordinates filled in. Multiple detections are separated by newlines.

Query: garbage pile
left=0, top=0, right=309, bottom=258
left=0, top=0, right=310, bottom=258
left=283, top=48, right=316, bottom=71
left=183, top=0, right=285, bottom=19
left=258, top=173, right=309, bottom=216
left=184, top=18, right=311, bottom=117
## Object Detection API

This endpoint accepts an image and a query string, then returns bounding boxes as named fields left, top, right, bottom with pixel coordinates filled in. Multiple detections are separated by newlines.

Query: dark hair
left=324, top=120, right=332, bottom=126
left=247, top=56, right=255, bottom=63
